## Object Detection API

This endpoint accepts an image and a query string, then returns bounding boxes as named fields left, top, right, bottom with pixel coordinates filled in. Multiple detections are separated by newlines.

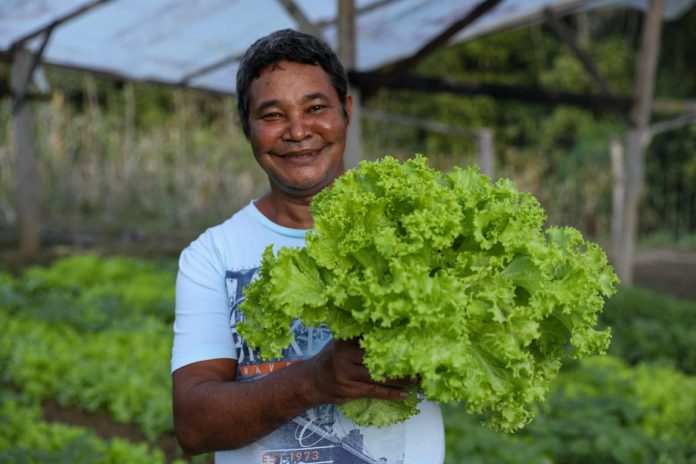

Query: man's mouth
left=283, top=151, right=316, bottom=158
left=272, top=147, right=324, bottom=160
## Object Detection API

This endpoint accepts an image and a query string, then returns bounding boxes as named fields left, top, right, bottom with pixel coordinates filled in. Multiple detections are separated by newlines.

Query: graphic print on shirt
left=226, top=269, right=407, bottom=464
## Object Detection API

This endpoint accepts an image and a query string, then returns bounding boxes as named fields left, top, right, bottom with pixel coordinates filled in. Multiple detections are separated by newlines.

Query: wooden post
left=11, top=48, right=42, bottom=260
left=610, top=136, right=625, bottom=260
left=277, top=0, right=323, bottom=37
left=615, top=0, right=665, bottom=285
left=338, top=0, right=355, bottom=65
left=477, top=128, right=494, bottom=178
left=338, top=0, right=362, bottom=169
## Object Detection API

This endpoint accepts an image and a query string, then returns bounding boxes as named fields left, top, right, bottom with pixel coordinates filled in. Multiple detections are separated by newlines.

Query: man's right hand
left=307, top=338, right=411, bottom=405
left=172, top=338, right=412, bottom=455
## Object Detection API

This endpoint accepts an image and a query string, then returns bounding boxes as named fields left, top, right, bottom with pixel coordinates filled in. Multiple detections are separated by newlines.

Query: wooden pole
left=360, top=0, right=502, bottom=100
left=610, top=136, right=625, bottom=260
left=544, top=8, right=630, bottom=125
left=338, top=0, right=362, bottom=169
left=615, top=0, right=665, bottom=284
left=477, top=128, right=495, bottom=178
left=277, top=0, right=323, bottom=37
left=11, top=48, right=42, bottom=259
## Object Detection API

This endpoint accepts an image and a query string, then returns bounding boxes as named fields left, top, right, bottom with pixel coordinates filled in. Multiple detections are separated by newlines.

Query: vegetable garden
left=1, top=253, right=695, bottom=463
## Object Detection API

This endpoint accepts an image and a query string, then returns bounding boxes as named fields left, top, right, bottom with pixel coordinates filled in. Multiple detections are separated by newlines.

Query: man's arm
left=172, top=339, right=409, bottom=455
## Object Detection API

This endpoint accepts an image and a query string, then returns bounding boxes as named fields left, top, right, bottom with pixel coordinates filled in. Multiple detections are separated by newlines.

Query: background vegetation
left=0, top=8, right=695, bottom=252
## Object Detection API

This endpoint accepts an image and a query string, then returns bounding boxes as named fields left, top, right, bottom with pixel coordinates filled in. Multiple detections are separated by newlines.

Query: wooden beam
left=362, top=0, right=502, bottom=99
left=11, top=48, right=42, bottom=260
left=183, top=0, right=322, bottom=87
left=277, top=0, right=324, bottom=37
left=315, top=0, right=399, bottom=28
left=10, top=0, right=111, bottom=50
left=363, top=108, right=495, bottom=177
left=614, top=0, right=666, bottom=285
left=12, top=29, right=53, bottom=114
left=351, top=71, right=634, bottom=112
left=543, top=8, right=630, bottom=123
left=544, top=9, right=614, bottom=97
left=362, top=108, right=479, bottom=137
left=649, top=112, right=696, bottom=137
left=477, top=128, right=495, bottom=178
left=610, top=136, right=625, bottom=265
left=338, top=0, right=362, bottom=169
left=181, top=0, right=396, bottom=87
left=630, top=3, right=664, bottom=129
left=178, top=52, right=243, bottom=85
left=338, top=0, right=356, bottom=68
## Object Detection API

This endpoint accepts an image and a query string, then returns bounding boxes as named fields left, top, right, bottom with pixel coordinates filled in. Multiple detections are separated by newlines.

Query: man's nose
left=284, top=115, right=309, bottom=141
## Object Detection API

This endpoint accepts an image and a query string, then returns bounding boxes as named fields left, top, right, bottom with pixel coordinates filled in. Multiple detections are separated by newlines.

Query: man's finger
left=365, top=383, right=410, bottom=401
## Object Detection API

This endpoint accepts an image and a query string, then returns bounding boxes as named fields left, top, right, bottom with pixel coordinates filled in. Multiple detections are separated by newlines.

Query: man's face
left=247, top=60, right=351, bottom=199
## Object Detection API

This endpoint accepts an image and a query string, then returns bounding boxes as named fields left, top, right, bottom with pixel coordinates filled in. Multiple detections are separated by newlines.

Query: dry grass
left=0, top=77, right=616, bottom=249
left=1, top=79, right=267, bottom=245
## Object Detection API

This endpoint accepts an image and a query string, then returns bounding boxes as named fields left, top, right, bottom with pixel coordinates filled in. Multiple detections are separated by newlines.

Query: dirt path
left=42, top=399, right=213, bottom=464
left=634, top=249, right=696, bottom=300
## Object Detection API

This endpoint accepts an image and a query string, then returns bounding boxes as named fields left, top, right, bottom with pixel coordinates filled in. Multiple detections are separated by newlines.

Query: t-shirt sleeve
left=171, top=230, right=237, bottom=373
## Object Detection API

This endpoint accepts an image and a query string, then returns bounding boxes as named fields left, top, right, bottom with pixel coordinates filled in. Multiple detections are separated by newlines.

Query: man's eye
left=262, top=112, right=282, bottom=120
left=309, top=104, right=326, bottom=112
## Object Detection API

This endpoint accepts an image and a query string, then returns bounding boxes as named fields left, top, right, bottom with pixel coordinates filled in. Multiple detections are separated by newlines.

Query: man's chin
left=269, top=167, right=343, bottom=198
left=271, top=177, right=330, bottom=199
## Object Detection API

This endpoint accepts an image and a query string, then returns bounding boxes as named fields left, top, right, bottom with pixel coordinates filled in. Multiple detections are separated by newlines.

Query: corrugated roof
left=1, top=0, right=694, bottom=94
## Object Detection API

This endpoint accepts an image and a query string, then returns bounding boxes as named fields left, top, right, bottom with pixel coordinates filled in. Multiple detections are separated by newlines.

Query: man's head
left=236, top=29, right=349, bottom=138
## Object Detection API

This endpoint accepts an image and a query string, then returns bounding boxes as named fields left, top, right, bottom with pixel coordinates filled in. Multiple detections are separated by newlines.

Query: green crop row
left=445, top=356, right=696, bottom=464
left=2, top=254, right=695, bottom=464
left=0, top=310, right=173, bottom=440
left=0, top=389, right=175, bottom=464
left=600, top=287, right=696, bottom=375
left=0, top=254, right=176, bottom=330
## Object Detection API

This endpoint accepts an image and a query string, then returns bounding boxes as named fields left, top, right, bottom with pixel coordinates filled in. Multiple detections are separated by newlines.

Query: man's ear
left=344, top=93, right=353, bottom=126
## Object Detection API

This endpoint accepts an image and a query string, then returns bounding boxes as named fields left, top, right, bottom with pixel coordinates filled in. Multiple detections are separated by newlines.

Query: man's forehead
left=249, top=61, right=337, bottom=104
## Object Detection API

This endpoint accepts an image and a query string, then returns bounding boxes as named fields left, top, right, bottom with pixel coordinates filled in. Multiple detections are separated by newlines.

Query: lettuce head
left=239, top=155, right=618, bottom=432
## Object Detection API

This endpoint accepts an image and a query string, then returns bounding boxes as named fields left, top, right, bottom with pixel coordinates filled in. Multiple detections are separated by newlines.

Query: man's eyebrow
left=254, top=93, right=331, bottom=114
left=302, top=92, right=330, bottom=102
left=254, top=99, right=280, bottom=114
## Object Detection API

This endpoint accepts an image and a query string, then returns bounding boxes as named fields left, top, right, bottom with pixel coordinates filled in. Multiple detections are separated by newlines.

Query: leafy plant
left=2, top=254, right=176, bottom=329
left=239, top=155, right=618, bottom=430
left=444, top=356, right=696, bottom=463
left=0, top=390, right=171, bottom=464
left=600, top=287, right=696, bottom=374
left=0, top=311, right=173, bottom=440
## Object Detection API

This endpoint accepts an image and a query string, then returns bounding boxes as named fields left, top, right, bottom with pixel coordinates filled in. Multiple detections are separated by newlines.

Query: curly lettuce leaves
left=337, top=385, right=422, bottom=427
left=238, top=155, right=618, bottom=432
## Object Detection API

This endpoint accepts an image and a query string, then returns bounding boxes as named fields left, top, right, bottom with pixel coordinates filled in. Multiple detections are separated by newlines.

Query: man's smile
left=269, top=146, right=328, bottom=163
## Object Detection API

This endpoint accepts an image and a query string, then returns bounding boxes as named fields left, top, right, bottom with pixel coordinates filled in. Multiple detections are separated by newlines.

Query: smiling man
left=248, top=59, right=348, bottom=228
left=171, top=29, right=445, bottom=464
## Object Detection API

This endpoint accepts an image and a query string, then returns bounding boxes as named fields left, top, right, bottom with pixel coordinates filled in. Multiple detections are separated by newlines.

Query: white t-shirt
left=172, top=201, right=445, bottom=464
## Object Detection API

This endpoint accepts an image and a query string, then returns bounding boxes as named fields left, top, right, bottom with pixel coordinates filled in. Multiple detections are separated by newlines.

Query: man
left=171, top=29, right=445, bottom=463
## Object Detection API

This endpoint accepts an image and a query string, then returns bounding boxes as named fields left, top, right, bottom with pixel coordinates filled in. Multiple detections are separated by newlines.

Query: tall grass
left=0, top=74, right=640, bottom=249
left=1, top=76, right=267, bottom=245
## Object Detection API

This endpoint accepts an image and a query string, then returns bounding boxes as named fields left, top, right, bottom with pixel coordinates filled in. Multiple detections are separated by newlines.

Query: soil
left=41, top=399, right=213, bottom=464
left=633, top=249, right=696, bottom=300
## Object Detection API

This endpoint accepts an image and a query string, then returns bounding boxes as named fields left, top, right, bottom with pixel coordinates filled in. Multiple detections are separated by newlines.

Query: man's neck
left=254, top=191, right=314, bottom=230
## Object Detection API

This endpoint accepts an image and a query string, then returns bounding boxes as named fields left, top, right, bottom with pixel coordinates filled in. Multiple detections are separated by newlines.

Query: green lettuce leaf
left=238, top=155, right=618, bottom=431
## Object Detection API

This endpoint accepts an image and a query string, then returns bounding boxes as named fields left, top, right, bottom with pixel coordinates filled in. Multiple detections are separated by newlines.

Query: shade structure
left=2, top=0, right=694, bottom=94
left=2, top=0, right=694, bottom=274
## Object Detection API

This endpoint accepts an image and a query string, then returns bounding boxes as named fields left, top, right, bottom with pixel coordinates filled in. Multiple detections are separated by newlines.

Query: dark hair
left=236, top=28, right=348, bottom=138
